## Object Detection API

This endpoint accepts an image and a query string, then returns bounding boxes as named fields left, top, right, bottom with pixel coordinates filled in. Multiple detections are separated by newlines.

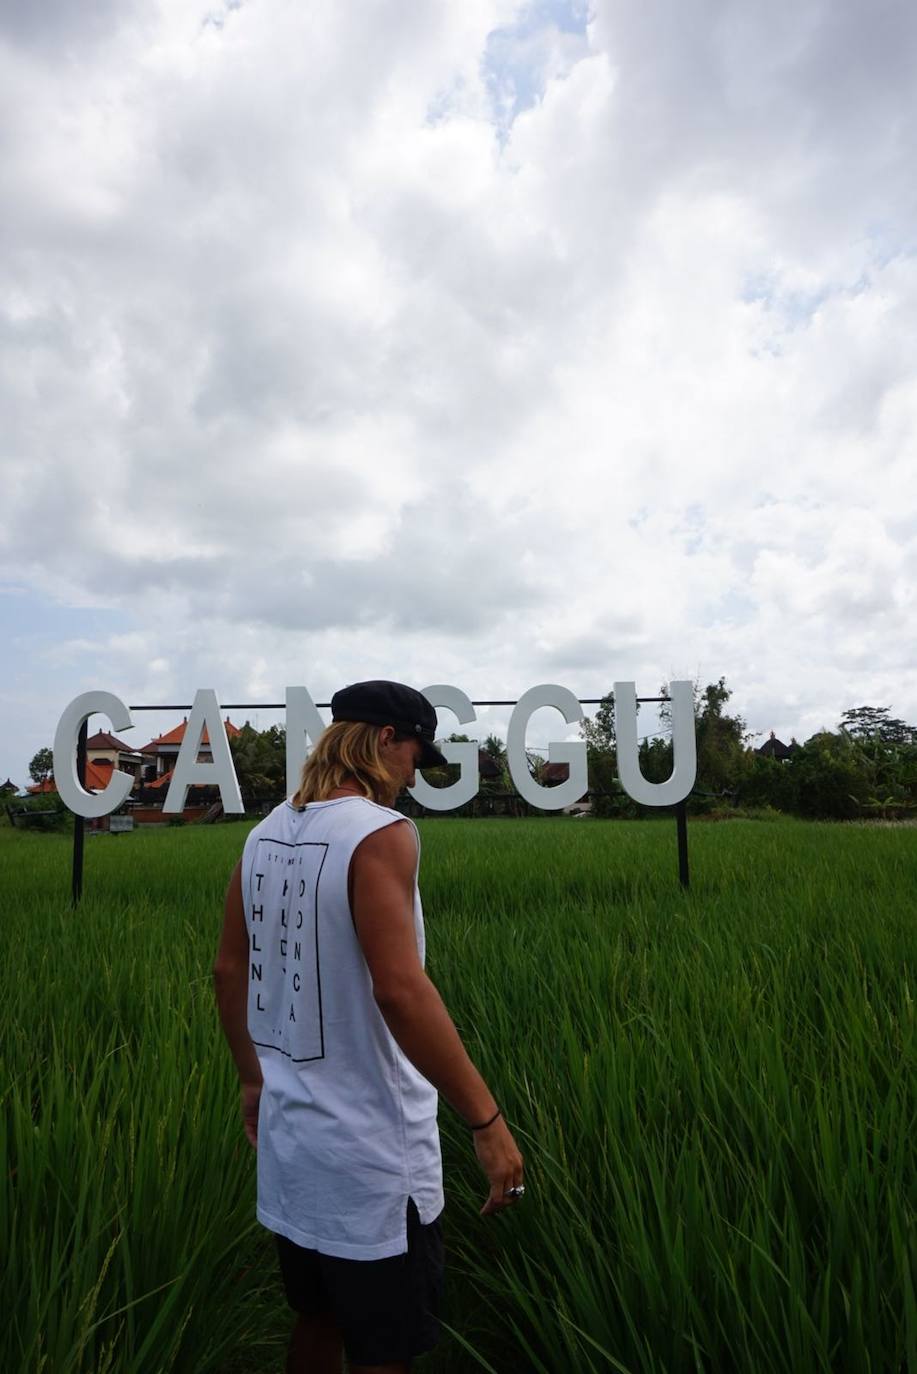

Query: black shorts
left=274, top=1198, right=444, bottom=1366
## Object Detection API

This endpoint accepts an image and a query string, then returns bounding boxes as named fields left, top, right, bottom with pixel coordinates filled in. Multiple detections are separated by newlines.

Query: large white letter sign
left=53, top=691, right=135, bottom=819
left=409, top=685, right=478, bottom=812
left=613, top=680, right=696, bottom=806
left=285, top=686, right=327, bottom=797
left=506, top=684, right=588, bottom=810
left=163, top=689, right=244, bottom=814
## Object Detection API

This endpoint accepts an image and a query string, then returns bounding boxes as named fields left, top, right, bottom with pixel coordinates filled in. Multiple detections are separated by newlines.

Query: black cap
left=330, top=680, right=449, bottom=770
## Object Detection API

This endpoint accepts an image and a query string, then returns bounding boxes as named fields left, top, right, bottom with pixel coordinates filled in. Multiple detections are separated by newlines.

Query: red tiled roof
left=27, top=760, right=116, bottom=794
left=86, top=730, right=135, bottom=752
left=147, top=769, right=211, bottom=791
left=140, top=717, right=241, bottom=752
left=87, top=760, right=115, bottom=790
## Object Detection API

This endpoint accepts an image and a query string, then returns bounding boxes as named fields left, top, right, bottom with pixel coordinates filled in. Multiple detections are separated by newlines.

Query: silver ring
left=505, top=1185, right=525, bottom=1199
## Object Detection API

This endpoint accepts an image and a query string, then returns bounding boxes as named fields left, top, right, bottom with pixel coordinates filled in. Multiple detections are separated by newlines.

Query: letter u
left=613, top=681, right=697, bottom=807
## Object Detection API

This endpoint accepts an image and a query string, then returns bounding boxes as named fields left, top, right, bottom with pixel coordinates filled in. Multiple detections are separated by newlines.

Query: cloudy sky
left=2, top=0, right=915, bottom=786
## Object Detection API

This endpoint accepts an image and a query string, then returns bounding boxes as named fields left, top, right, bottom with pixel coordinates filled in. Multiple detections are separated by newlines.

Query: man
left=214, top=680, right=524, bottom=1374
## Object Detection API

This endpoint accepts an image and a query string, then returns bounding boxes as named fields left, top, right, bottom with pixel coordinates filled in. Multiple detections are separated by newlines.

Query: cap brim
left=418, top=738, right=449, bottom=770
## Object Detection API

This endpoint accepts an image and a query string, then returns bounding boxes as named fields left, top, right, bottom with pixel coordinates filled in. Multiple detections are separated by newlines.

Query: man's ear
left=379, top=725, right=396, bottom=748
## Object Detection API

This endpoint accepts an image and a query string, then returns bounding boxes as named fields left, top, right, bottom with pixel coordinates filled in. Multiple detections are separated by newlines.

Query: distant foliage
left=6, top=791, right=69, bottom=831
left=579, top=683, right=917, bottom=821
left=225, top=698, right=917, bottom=822
left=229, top=723, right=286, bottom=808
left=693, top=676, right=751, bottom=795
left=481, top=733, right=507, bottom=768
left=28, top=746, right=54, bottom=785
left=580, top=691, right=626, bottom=816
left=840, top=705, right=917, bottom=745
left=787, top=737, right=866, bottom=820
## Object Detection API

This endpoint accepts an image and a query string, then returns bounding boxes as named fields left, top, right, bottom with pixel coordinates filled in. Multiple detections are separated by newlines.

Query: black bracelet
left=469, top=1108, right=501, bottom=1131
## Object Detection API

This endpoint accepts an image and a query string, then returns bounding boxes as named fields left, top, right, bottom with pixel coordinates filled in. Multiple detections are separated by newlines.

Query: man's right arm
left=351, top=820, right=524, bottom=1215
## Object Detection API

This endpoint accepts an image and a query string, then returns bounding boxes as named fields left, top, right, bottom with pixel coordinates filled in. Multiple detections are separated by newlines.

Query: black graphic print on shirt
left=247, top=839, right=327, bottom=1062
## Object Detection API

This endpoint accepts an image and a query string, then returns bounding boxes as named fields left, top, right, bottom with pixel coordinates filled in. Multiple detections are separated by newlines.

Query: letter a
left=163, top=689, right=244, bottom=814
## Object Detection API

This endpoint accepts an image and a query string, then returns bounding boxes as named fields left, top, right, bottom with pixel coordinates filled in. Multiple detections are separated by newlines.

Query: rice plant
left=1, top=818, right=914, bottom=1372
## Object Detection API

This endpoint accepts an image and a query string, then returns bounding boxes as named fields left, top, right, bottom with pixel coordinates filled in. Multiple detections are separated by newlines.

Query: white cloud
left=1, top=0, right=915, bottom=786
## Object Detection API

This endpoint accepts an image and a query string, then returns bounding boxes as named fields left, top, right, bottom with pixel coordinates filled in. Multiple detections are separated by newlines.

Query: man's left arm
left=213, top=859, right=262, bottom=1148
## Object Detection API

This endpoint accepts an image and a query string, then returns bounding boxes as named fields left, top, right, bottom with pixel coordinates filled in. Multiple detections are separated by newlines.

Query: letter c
left=53, top=691, right=135, bottom=819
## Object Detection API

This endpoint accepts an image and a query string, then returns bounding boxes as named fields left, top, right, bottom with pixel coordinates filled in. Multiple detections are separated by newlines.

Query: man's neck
left=328, top=776, right=366, bottom=801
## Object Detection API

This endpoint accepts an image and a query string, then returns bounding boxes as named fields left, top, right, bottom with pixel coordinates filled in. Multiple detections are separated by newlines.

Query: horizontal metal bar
left=127, top=696, right=670, bottom=711
left=128, top=704, right=290, bottom=711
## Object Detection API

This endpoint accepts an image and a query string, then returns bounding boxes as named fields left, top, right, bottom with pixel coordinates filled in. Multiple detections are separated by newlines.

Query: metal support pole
left=675, top=798, right=689, bottom=889
left=71, top=720, right=87, bottom=907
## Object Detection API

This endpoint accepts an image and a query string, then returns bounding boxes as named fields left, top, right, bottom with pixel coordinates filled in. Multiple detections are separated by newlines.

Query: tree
left=638, top=735, right=674, bottom=785
left=739, top=753, right=799, bottom=813
left=840, top=706, right=915, bottom=745
left=836, top=706, right=917, bottom=811
left=699, top=678, right=732, bottom=720
left=230, top=724, right=286, bottom=809
left=29, top=747, right=54, bottom=785
left=656, top=677, right=749, bottom=801
left=790, top=734, right=866, bottom=819
left=580, top=691, right=616, bottom=753
left=481, top=734, right=507, bottom=766
left=579, top=691, right=621, bottom=815
left=692, top=677, right=750, bottom=796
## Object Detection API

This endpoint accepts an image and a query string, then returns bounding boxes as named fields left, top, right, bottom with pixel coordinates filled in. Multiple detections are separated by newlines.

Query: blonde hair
left=291, top=721, right=405, bottom=809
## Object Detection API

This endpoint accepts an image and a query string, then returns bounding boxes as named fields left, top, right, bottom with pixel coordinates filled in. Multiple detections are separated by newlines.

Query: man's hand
left=241, top=1081, right=261, bottom=1149
left=473, top=1116, right=524, bottom=1216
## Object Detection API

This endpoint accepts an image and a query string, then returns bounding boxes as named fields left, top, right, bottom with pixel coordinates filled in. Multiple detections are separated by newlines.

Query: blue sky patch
left=482, top=0, right=590, bottom=136
left=0, top=584, right=131, bottom=667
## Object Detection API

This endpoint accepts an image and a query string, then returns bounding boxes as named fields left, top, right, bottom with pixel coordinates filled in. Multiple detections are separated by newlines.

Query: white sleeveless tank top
left=240, top=796, right=444, bottom=1259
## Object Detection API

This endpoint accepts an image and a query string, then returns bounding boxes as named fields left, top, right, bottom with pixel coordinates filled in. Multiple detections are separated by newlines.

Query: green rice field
left=2, top=817, right=915, bottom=1372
